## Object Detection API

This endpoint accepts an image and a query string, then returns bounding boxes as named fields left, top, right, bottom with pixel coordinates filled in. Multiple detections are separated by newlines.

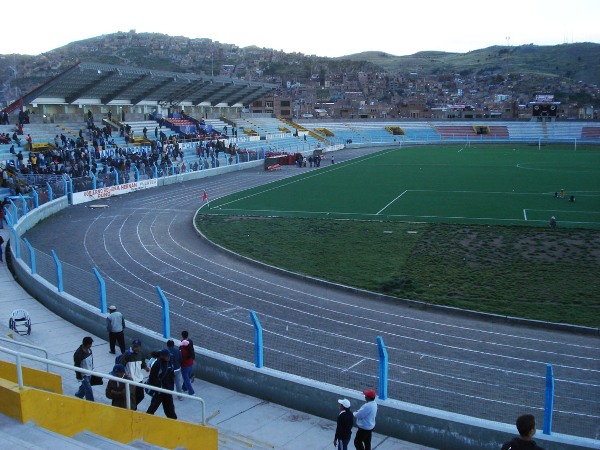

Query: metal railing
left=0, top=336, right=49, bottom=371
left=0, top=345, right=206, bottom=424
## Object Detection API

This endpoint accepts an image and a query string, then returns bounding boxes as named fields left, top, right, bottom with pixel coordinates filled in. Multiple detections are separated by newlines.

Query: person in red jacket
left=180, top=340, right=195, bottom=396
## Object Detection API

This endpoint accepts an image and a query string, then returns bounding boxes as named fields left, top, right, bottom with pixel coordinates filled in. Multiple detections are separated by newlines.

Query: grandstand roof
left=14, top=62, right=278, bottom=110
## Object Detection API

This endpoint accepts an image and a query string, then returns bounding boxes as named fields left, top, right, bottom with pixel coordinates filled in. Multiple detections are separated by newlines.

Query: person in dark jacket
left=146, top=349, right=177, bottom=419
left=501, top=414, right=545, bottom=450
left=73, top=336, right=95, bottom=401
left=105, top=364, right=136, bottom=409
left=334, top=398, right=353, bottom=450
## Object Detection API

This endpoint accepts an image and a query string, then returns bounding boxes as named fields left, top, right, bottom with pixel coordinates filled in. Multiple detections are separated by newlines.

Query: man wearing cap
left=353, top=390, right=378, bottom=450
left=105, top=364, right=136, bottom=409
left=334, top=398, right=353, bottom=450
left=119, top=339, right=149, bottom=407
left=106, top=305, right=126, bottom=355
left=73, top=336, right=95, bottom=401
left=146, top=349, right=177, bottom=419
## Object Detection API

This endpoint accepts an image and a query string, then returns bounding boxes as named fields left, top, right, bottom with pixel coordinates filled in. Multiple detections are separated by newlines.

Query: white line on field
left=523, top=209, right=528, bottom=221
left=377, top=190, right=408, bottom=215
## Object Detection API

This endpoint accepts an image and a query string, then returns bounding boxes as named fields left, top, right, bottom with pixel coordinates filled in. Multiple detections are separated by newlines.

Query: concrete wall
left=7, top=165, right=599, bottom=450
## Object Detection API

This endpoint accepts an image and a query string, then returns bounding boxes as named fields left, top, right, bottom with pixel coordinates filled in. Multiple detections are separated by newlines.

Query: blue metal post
left=543, top=364, right=554, bottom=435
left=32, top=188, right=39, bottom=208
left=62, top=178, right=68, bottom=199
left=249, top=310, right=264, bottom=368
left=23, top=238, right=36, bottom=274
left=115, top=171, right=119, bottom=186
left=11, top=226, right=20, bottom=259
left=68, top=177, right=73, bottom=199
left=93, top=267, right=107, bottom=313
left=377, top=336, right=388, bottom=400
left=8, top=198, right=18, bottom=222
left=46, top=182, right=53, bottom=201
left=18, top=193, right=27, bottom=216
left=91, top=173, right=97, bottom=190
left=3, top=207, right=12, bottom=227
left=51, top=249, right=63, bottom=292
left=153, top=164, right=158, bottom=179
left=156, top=286, right=170, bottom=338
left=134, top=165, right=139, bottom=182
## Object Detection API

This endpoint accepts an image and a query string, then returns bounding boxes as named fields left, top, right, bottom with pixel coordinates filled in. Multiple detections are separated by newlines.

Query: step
left=0, top=417, right=99, bottom=450
left=128, top=439, right=170, bottom=449
left=72, top=430, right=135, bottom=449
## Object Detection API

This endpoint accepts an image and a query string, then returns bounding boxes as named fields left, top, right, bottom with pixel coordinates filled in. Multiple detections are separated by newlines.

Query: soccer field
left=208, top=143, right=600, bottom=229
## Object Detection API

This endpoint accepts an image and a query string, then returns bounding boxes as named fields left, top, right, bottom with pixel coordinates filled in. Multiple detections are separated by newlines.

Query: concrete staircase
left=0, top=414, right=168, bottom=449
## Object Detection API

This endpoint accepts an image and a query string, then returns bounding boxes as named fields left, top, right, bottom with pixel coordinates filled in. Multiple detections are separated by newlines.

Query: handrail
left=0, top=336, right=49, bottom=371
left=0, top=345, right=206, bottom=424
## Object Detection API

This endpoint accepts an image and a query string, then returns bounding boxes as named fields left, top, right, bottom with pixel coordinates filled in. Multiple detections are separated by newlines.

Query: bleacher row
left=2, top=119, right=599, bottom=169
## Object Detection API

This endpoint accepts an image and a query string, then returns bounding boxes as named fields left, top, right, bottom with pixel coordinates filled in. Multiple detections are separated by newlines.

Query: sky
left=2, top=0, right=599, bottom=57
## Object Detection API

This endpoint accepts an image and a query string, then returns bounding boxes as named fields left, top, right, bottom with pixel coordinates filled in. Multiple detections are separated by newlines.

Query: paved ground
left=0, top=226, right=433, bottom=449
left=5, top=146, right=600, bottom=441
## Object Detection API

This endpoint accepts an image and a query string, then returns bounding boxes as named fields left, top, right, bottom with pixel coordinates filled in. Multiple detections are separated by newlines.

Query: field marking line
left=342, top=358, right=366, bottom=373
left=523, top=209, right=528, bottom=221
left=525, top=209, right=600, bottom=215
left=216, top=149, right=396, bottom=209
left=377, top=190, right=408, bottom=215
left=458, top=147, right=464, bottom=153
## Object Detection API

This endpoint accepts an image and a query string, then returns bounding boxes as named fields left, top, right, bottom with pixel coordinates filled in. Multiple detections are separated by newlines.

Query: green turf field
left=207, top=143, right=600, bottom=229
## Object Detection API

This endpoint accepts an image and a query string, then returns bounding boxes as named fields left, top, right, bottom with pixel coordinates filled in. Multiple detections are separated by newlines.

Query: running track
left=23, top=147, right=600, bottom=440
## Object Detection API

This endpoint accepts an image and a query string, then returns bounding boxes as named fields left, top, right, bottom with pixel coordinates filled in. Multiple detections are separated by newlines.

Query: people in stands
left=501, top=414, right=545, bottom=450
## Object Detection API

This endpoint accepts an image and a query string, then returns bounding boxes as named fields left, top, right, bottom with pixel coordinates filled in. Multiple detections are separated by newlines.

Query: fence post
left=62, top=178, right=68, bottom=201
left=93, top=267, right=107, bottom=313
left=249, top=310, right=264, bottom=368
left=18, top=193, right=27, bottom=216
left=155, top=286, right=170, bottom=339
left=46, top=182, right=53, bottom=201
left=115, top=171, right=120, bottom=186
left=11, top=226, right=20, bottom=259
left=51, top=249, right=63, bottom=292
left=376, top=336, right=388, bottom=400
left=8, top=198, right=18, bottom=222
left=91, top=173, right=97, bottom=190
left=68, top=177, right=73, bottom=201
left=134, top=165, right=139, bottom=182
left=23, top=238, right=36, bottom=274
left=32, top=188, right=39, bottom=208
left=543, top=364, right=554, bottom=435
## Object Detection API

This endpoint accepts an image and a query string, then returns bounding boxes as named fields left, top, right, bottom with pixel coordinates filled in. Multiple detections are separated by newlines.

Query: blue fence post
left=8, top=198, right=18, bottom=222
left=46, top=182, right=53, bottom=201
left=11, top=226, right=20, bottom=259
left=32, top=188, right=39, bottom=208
left=377, top=336, right=388, bottom=400
left=249, top=310, right=264, bottom=368
left=51, top=249, right=63, bottom=292
left=115, top=171, right=119, bottom=186
left=4, top=207, right=12, bottom=227
left=93, top=267, right=107, bottom=314
left=153, top=164, right=158, bottom=179
left=543, top=364, right=554, bottom=435
left=62, top=178, right=68, bottom=200
left=91, top=173, right=97, bottom=190
left=68, top=177, right=73, bottom=200
left=133, top=165, right=139, bottom=181
left=23, top=238, right=36, bottom=274
left=155, top=286, right=170, bottom=339
left=18, top=193, right=27, bottom=216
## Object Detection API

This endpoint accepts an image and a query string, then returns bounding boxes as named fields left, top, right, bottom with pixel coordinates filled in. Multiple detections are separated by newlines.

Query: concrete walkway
left=0, top=228, right=435, bottom=450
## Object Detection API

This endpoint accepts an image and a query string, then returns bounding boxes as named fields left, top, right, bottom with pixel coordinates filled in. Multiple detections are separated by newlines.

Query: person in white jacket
left=353, top=389, right=377, bottom=450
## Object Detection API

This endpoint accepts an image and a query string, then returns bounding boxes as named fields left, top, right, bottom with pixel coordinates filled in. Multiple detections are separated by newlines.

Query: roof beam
left=65, top=71, right=117, bottom=104
left=129, top=76, right=171, bottom=105
left=104, top=73, right=150, bottom=104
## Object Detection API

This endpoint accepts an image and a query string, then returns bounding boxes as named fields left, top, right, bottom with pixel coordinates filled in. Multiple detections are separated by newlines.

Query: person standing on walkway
left=106, top=305, right=126, bottom=355
left=73, top=336, right=95, bottom=401
left=119, top=338, right=149, bottom=407
left=105, top=363, right=136, bottom=410
left=334, top=398, right=353, bottom=450
left=167, top=339, right=184, bottom=400
left=353, top=389, right=377, bottom=450
left=181, top=330, right=195, bottom=382
left=146, top=349, right=177, bottom=419
left=180, top=340, right=195, bottom=396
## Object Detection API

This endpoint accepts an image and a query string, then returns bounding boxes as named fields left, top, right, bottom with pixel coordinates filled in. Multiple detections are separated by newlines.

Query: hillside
left=343, top=43, right=600, bottom=84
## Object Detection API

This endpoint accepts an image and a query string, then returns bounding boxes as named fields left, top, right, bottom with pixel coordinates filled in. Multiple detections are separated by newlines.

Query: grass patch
left=197, top=215, right=600, bottom=327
